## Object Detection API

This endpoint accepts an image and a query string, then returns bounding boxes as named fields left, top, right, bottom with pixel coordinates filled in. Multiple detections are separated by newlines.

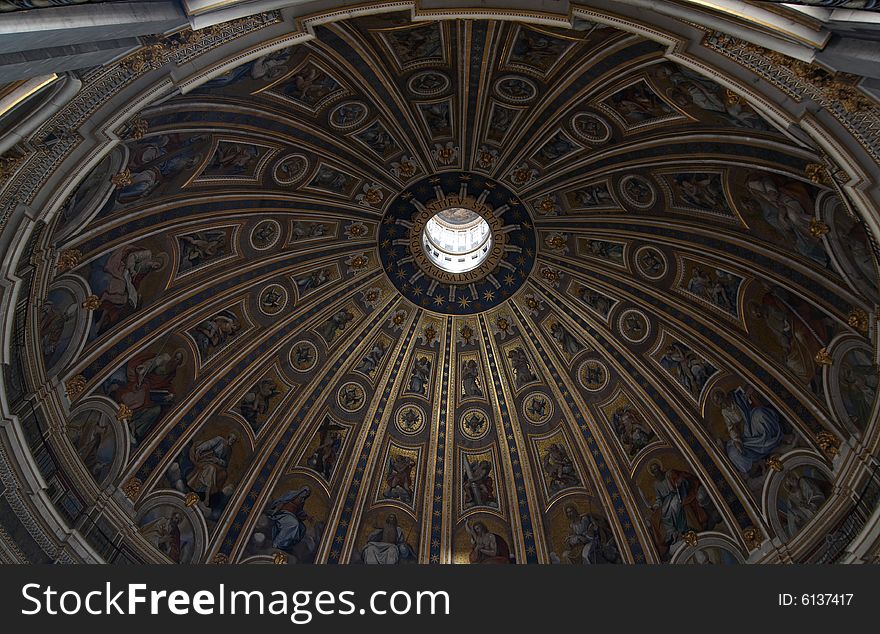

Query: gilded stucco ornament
left=81, top=294, right=101, bottom=310
left=56, top=248, right=81, bottom=273
left=123, top=478, right=143, bottom=500
left=816, top=432, right=840, bottom=458
left=64, top=375, right=87, bottom=400
left=814, top=347, right=833, bottom=366
left=847, top=308, right=869, bottom=333
left=116, top=404, right=133, bottom=423
left=743, top=527, right=762, bottom=551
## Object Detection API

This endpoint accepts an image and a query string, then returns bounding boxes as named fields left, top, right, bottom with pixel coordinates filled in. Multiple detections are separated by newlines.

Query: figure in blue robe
left=268, top=486, right=311, bottom=550
left=714, top=387, right=784, bottom=474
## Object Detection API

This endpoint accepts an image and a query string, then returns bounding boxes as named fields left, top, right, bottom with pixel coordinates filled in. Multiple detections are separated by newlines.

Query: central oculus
left=421, top=207, right=493, bottom=274
left=379, top=172, right=536, bottom=315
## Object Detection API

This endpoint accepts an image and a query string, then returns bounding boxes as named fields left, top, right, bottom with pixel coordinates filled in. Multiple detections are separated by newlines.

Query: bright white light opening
left=422, top=208, right=493, bottom=274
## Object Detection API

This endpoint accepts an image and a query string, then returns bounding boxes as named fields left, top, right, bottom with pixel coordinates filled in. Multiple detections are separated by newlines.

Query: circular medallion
left=250, top=219, right=281, bottom=250
left=578, top=359, right=609, bottom=392
left=618, top=308, right=650, bottom=344
left=571, top=112, right=612, bottom=144
left=522, top=391, right=553, bottom=424
left=273, top=153, right=309, bottom=186
left=408, top=70, right=451, bottom=97
left=494, top=75, right=537, bottom=103
left=329, top=101, right=368, bottom=130
left=459, top=408, right=490, bottom=440
left=396, top=404, right=426, bottom=435
left=619, top=175, right=657, bottom=210
left=634, top=245, right=668, bottom=280
left=337, top=382, right=366, bottom=412
left=289, top=341, right=318, bottom=372
left=258, top=283, right=288, bottom=316
left=378, top=172, right=536, bottom=315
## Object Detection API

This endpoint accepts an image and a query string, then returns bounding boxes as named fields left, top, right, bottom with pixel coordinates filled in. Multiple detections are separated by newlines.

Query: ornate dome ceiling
left=3, top=4, right=880, bottom=565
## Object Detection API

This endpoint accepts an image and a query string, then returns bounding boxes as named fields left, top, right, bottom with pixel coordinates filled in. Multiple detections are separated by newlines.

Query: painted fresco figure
left=296, top=269, right=330, bottom=294
left=387, top=24, right=441, bottom=63
left=210, top=142, right=259, bottom=174
left=552, top=504, right=621, bottom=564
left=687, top=267, right=739, bottom=313
left=660, top=342, right=714, bottom=398
left=383, top=454, right=416, bottom=503
left=647, top=460, right=716, bottom=558
left=291, top=221, right=328, bottom=240
left=745, top=174, right=828, bottom=266
left=542, top=443, right=579, bottom=493
left=507, top=347, right=536, bottom=387
left=511, top=28, right=567, bottom=66
left=609, top=83, right=672, bottom=124
left=186, top=433, right=238, bottom=506
left=466, top=519, right=511, bottom=564
left=311, top=166, right=354, bottom=193
left=268, top=486, right=312, bottom=550
left=463, top=459, right=497, bottom=508
left=180, top=231, right=227, bottom=269
left=839, top=348, right=878, bottom=429
left=407, top=356, right=431, bottom=395
left=550, top=322, right=583, bottom=356
left=613, top=405, right=654, bottom=456
left=104, top=349, right=184, bottom=444
left=579, top=286, right=613, bottom=316
left=73, top=412, right=111, bottom=481
left=572, top=183, right=612, bottom=207
left=780, top=471, right=827, bottom=539
left=285, top=65, right=339, bottom=107
left=461, top=359, right=483, bottom=397
left=361, top=514, right=415, bottom=564
left=200, top=48, right=291, bottom=88
left=318, top=309, right=353, bottom=343
left=240, top=378, right=281, bottom=427
left=192, top=311, right=241, bottom=358
left=658, top=64, right=766, bottom=130
left=139, top=512, right=183, bottom=563
left=357, top=338, right=388, bottom=375
left=39, top=298, right=76, bottom=360
left=748, top=286, right=831, bottom=392
left=711, top=386, right=784, bottom=476
left=306, top=419, right=344, bottom=481
left=92, top=245, right=165, bottom=334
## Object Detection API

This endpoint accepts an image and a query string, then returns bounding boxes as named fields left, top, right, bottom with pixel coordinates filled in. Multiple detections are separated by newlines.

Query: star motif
left=458, top=296, right=471, bottom=309
left=483, top=290, right=495, bottom=301
left=433, top=294, right=445, bottom=306
left=504, top=274, right=516, bottom=285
